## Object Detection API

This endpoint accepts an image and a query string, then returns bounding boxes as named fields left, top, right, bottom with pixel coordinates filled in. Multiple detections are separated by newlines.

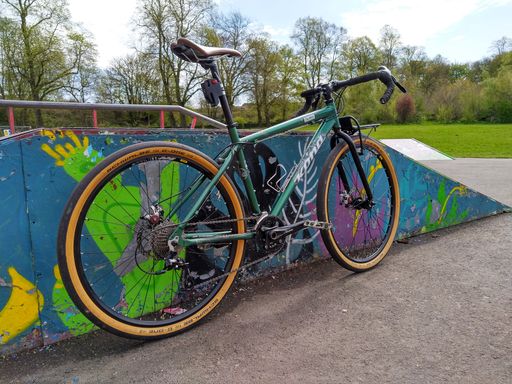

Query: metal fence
left=0, top=99, right=226, bottom=134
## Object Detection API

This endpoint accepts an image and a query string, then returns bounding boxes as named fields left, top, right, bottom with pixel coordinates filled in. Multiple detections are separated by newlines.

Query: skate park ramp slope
left=0, top=128, right=509, bottom=355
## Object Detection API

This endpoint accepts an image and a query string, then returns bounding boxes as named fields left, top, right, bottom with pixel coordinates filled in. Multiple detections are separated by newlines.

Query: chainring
left=256, top=215, right=287, bottom=254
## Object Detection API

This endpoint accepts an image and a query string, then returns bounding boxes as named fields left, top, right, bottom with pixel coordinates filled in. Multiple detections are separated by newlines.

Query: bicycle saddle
left=171, top=37, right=242, bottom=62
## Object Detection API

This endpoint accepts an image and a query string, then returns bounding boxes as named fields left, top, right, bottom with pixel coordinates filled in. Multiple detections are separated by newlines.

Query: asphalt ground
left=1, top=159, right=511, bottom=384
left=1, top=214, right=510, bottom=384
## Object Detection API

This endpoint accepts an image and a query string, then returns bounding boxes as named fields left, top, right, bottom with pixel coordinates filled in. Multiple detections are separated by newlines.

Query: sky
left=67, top=0, right=512, bottom=68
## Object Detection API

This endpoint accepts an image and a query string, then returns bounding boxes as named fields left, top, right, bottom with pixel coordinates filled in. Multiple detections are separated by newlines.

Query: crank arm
left=267, top=220, right=332, bottom=241
left=267, top=221, right=306, bottom=241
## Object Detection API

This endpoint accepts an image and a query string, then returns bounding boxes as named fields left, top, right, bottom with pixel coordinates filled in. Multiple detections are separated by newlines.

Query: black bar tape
left=379, top=84, right=395, bottom=104
left=295, top=96, right=313, bottom=117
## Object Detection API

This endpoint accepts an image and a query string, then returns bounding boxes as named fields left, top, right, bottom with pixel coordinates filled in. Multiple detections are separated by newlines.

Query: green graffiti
left=423, top=182, right=469, bottom=232
left=52, top=265, right=95, bottom=336
left=43, top=131, right=183, bottom=324
left=41, top=130, right=102, bottom=182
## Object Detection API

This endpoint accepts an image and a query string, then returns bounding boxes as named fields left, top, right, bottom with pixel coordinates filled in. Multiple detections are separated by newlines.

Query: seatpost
left=209, top=63, right=236, bottom=129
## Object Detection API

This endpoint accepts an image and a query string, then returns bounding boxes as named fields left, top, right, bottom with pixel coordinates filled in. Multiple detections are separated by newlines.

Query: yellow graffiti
left=41, top=130, right=90, bottom=167
left=437, top=185, right=468, bottom=224
left=53, top=264, right=64, bottom=289
left=352, top=160, right=383, bottom=237
left=0, top=267, right=44, bottom=344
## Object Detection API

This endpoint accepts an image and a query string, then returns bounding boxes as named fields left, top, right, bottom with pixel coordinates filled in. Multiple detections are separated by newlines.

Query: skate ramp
left=0, top=128, right=509, bottom=354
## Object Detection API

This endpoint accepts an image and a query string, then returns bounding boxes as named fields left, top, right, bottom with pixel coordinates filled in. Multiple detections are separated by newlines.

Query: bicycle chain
left=155, top=214, right=261, bottom=231
left=188, top=252, right=276, bottom=290
left=148, top=214, right=275, bottom=290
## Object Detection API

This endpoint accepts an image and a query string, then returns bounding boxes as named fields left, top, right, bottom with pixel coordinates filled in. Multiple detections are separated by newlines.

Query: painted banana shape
left=0, top=267, right=44, bottom=344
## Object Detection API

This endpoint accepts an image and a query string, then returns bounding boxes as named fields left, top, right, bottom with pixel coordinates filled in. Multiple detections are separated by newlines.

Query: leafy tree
left=482, top=66, right=512, bottom=122
left=0, top=0, right=98, bottom=126
left=64, top=31, right=99, bottom=102
left=379, top=25, right=401, bottom=69
left=419, top=55, right=450, bottom=95
left=291, top=16, right=346, bottom=88
left=0, top=16, right=29, bottom=99
left=96, top=52, right=161, bottom=126
left=246, top=36, right=281, bottom=126
left=203, top=11, right=252, bottom=109
left=136, top=0, right=212, bottom=126
left=98, top=53, right=160, bottom=105
left=342, top=36, right=381, bottom=77
left=275, top=44, right=301, bottom=121
left=448, top=63, right=471, bottom=82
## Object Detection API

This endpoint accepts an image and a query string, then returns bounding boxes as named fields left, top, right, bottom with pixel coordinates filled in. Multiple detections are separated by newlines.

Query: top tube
left=240, top=103, right=338, bottom=144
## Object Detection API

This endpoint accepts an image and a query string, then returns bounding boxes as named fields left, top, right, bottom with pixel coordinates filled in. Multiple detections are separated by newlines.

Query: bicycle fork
left=331, top=129, right=375, bottom=210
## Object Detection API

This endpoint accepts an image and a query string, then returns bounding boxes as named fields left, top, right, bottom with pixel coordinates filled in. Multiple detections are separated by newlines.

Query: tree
left=291, top=17, right=346, bottom=88
left=137, top=0, right=213, bottom=127
left=0, top=16, right=28, bottom=99
left=482, top=66, right=512, bottom=122
left=96, top=52, right=161, bottom=125
left=448, top=63, right=470, bottom=82
left=342, top=36, right=381, bottom=76
left=399, top=45, right=428, bottom=79
left=64, top=30, right=99, bottom=102
left=98, top=53, right=160, bottom=105
left=0, top=0, right=98, bottom=126
left=490, top=36, right=512, bottom=56
left=204, top=11, right=252, bottom=108
left=379, top=25, right=401, bottom=69
left=275, top=44, right=301, bottom=121
left=419, top=55, right=450, bottom=95
left=246, top=36, right=281, bottom=126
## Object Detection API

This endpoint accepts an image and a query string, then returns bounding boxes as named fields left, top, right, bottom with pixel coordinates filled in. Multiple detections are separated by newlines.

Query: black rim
left=72, top=151, right=240, bottom=327
left=327, top=143, right=396, bottom=263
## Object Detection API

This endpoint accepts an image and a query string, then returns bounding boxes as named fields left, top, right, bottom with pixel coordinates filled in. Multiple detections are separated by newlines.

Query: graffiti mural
left=0, top=267, right=43, bottom=344
left=232, top=139, right=318, bottom=273
left=0, top=128, right=509, bottom=354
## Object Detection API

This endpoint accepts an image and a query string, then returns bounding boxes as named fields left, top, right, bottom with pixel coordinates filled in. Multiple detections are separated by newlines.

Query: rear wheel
left=58, top=142, right=246, bottom=339
left=317, top=137, right=400, bottom=272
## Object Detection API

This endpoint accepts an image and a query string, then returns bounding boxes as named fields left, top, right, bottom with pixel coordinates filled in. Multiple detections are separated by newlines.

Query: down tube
left=270, top=118, right=337, bottom=216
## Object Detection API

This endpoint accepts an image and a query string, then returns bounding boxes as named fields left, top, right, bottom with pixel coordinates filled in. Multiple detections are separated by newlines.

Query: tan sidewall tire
left=318, top=138, right=400, bottom=272
left=58, top=142, right=245, bottom=339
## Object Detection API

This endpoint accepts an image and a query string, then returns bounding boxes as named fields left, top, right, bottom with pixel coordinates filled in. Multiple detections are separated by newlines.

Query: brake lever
left=311, top=93, right=321, bottom=111
left=392, top=75, right=407, bottom=93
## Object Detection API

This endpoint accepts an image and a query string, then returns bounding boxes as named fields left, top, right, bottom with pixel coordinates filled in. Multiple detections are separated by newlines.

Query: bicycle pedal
left=304, top=220, right=332, bottom=230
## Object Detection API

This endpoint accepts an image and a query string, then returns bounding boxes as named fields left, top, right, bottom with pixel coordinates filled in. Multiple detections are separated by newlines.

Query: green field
left=297, top=123, right=512, bottom=158
left=366, top=123, right=512, bottom=158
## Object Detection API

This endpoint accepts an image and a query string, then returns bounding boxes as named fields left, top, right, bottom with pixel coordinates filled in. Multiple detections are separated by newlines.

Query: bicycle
left=57, top=37, right=406, bottom=339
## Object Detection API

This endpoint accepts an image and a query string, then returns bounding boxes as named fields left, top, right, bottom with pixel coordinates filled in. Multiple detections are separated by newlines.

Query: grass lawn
left=368, top=123, right=512, bottom=158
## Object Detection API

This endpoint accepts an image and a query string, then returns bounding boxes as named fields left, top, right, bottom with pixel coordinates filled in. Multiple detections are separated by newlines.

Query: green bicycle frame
left=174, top=101, right=340, bottom=247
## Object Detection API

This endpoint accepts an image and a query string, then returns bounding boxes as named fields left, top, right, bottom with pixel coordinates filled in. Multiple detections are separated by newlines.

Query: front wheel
left=317, top=137, right=400, bottom=272
left=57, top=142, right=246, bottom=339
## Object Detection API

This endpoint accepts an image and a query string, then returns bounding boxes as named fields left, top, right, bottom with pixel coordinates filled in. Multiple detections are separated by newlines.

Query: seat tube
left=211, top=63, right=261, bottom=215
left=237, top=146, right=261, bottom=214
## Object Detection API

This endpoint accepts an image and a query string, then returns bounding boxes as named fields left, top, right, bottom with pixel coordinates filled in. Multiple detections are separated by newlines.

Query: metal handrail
left=0, top=99, right=227, bottom=134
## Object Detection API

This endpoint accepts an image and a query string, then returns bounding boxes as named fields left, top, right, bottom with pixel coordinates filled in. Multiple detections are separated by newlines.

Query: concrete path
left=1, top=212, right=511, bottom=384
left=1, top=158, right=511, bottom=384
left=422, top=158, right=512, bottom=207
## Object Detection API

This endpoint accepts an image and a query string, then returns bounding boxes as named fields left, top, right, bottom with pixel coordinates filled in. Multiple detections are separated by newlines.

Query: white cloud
left=69, top=0, right=138, bottom=68
left=340, top=0, right=512, bottom=46
left=246, top=22, right=292, bottom=44
left=262, top=25, right=291, bottom=41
